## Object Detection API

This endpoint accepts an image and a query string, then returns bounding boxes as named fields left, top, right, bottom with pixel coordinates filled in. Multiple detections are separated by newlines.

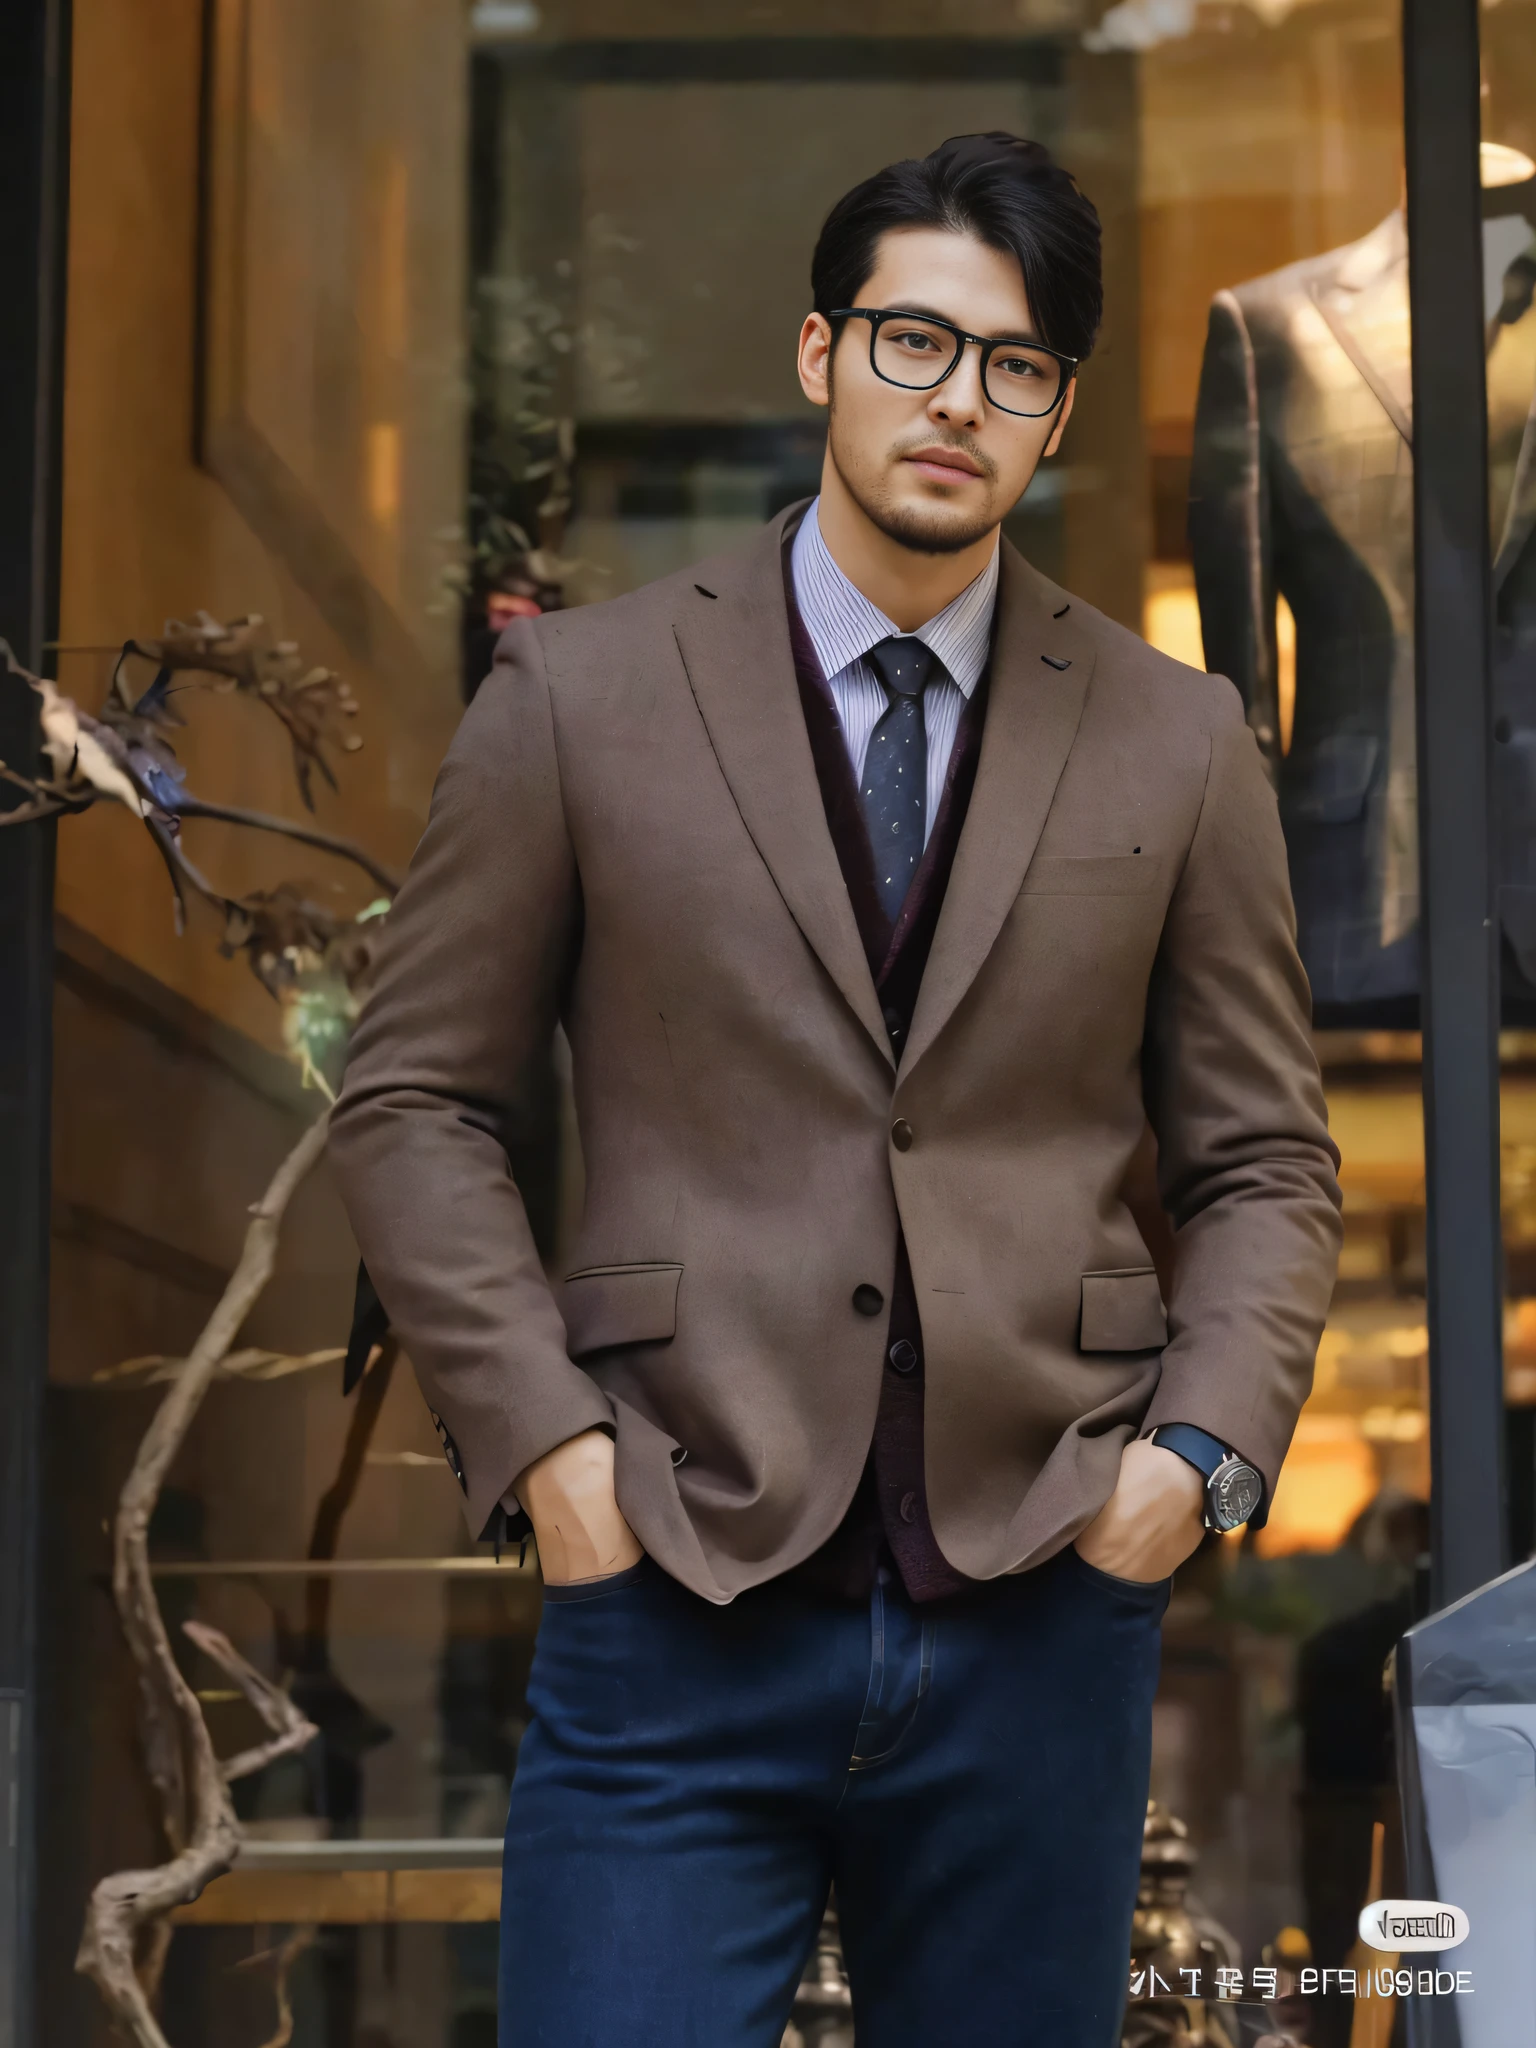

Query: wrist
left=1145, top=1441, right=1205, bottom=1508
left=1148, top=1424, right=1264, bottom=1532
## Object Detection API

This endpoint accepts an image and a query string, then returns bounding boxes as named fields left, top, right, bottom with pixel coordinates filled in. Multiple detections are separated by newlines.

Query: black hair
left=810, top=133, right=1102, bottom=362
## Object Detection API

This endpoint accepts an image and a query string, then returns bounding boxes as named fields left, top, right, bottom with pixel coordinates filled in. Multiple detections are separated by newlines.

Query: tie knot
left=867, top=636, right=938, bottom=702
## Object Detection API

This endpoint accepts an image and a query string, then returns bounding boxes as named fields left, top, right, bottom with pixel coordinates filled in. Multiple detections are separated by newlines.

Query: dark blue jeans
left=499, top=1548, right=1166, bottom=2047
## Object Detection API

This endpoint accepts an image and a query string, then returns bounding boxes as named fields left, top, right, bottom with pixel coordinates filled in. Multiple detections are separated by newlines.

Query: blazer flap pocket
left=1021, top=853, right=1160, bottom=896
left=562, top=1263, right=682, bottom=1358
left=1080, top=1268, right=1168, bottom=1352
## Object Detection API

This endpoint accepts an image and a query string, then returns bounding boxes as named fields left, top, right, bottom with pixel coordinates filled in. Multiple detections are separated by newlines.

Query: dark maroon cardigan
left=784, top=585, right=991, bottom=1604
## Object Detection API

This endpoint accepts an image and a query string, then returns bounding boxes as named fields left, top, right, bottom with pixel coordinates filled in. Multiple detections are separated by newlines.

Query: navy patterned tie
left=862, top=636, right=937, bottom=923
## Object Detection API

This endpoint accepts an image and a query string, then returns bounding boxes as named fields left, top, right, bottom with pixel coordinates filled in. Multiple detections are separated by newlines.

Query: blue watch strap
left=1151, top=1422, right=1236, bottom=1481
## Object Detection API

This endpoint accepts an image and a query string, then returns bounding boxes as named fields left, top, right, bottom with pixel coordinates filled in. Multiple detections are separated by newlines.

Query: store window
left=41, top=1, right=1524, bottom=2044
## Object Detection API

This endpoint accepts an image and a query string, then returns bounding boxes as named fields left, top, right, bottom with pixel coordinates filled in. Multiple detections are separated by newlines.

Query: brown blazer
left=329, top=506, right=1342, bottom=1603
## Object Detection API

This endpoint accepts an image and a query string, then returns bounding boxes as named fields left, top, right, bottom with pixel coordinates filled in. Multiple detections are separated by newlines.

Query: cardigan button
left=891, top=1118, right=914, bottom=1152
left=852, top=1284, right=885, bottom=1317
left=899, top=1491, right=919, bottom=1524
left=888, top=1339, right=918, bottom=1375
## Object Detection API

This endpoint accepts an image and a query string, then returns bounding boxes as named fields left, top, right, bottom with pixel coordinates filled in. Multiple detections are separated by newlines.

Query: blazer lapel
left=901, top=543, right=1093, bottom=1079
left=1309, top=215, right=1413, bottom=449
left=1312, top=212, right=1536, bottom=587
left=673, top=511, right=894, bottom=1066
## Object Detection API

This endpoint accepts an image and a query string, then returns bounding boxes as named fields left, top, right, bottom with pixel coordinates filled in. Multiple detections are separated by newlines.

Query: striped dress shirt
left=789, top=497, right=999, bottom=846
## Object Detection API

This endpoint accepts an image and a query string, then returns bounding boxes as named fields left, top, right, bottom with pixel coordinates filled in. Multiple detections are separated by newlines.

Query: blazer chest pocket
left=1080, top=1269, right=1168, bottom=1352
left=1020, top=853, right=1161, bottom=896
left=562, top=1263, right=683, bottom=1359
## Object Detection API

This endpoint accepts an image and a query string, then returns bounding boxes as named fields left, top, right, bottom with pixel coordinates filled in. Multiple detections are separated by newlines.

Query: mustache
left=889, top=432, right=998, bottom=482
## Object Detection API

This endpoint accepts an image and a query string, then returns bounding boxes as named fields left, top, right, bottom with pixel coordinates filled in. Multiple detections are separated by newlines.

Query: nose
left=926, top=339, right=986, bottom=431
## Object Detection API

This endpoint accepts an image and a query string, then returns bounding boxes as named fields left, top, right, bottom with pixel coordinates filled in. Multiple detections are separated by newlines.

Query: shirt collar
left=789, top=496, right=998, bottom=700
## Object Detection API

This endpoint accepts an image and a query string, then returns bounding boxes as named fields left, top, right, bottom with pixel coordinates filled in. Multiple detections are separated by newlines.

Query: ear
left=1042, top=376, right=1077, bottom=458
left=797, top=312, right=834, bottom=410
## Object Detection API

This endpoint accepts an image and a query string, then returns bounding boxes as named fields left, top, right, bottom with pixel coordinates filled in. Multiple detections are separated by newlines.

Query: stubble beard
left=827, top=423, right=1004, bottom=558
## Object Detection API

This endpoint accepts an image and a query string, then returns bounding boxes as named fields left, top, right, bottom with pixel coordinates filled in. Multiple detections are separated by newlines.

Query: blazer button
left=888, top=1339, right=918, bottom=1374
left=899, top=1491, right=919, bottom=1524
left=891, top=1119, right=914, bottom=1151
left=852, top=1284, right=885, bottom=1317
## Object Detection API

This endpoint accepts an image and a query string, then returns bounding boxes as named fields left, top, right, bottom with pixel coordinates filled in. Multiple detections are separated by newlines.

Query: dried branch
left=182, top=1622, right=317, bottom=1786
left=95, top=1346, right=347, bottom=1388
left=0, top=644, right=182, bottom=828
left=238, top=1924, right=317, bottom=2048
left=6, top=612, right=394, bottom=2042
left=173, top=796, right=401, bottom=895
left=1, top=645, right=391, bottom=1065
left=134, top=1919, right=177, bottom=2017
left=1, top=635, right=390, bottom=902
left=118, top=613, right=362, bottom=810
left=0, top=759, right=95, bottom=821
left=0, top=789, right=73, bottom=824
left=75, top=1115, right=330, bottom=2048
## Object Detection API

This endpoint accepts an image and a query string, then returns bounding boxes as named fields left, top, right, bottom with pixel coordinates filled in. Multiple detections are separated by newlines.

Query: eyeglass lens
left=870, top=315, right=1064, bottom=417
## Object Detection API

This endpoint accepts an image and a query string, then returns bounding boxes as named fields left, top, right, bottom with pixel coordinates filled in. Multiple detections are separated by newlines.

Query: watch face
left=1210, top=1459, right=1263, bottom=1531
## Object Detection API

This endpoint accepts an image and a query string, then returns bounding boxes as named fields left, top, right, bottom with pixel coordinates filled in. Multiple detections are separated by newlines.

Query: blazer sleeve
left=1138, top=684, right=1342, bottom=1509
left=1189, top=289, right=1283, bottom=770
left=328, top=620, right=612, bottom=1539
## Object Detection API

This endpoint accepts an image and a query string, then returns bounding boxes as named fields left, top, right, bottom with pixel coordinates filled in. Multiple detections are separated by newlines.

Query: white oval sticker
left=1359, top=1900, right=1470, bottom=1952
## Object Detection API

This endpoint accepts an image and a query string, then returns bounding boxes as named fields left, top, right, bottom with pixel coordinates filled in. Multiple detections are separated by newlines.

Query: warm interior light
left=1142, top=566, right=1205, bottom=669
left=1141, top=570, right=1296, bottom=757
left=1276, top=595, right=1296, bottom=754
left=367, top=422, right=401, bottom=528
left=1254, top=1416, right=1381, bottom=1556
left=1482, top=140, right=1536, bottom=189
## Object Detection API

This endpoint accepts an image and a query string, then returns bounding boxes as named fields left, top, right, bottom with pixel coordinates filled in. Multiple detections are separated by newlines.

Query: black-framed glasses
left=830, top=307, right=1077, bottom=419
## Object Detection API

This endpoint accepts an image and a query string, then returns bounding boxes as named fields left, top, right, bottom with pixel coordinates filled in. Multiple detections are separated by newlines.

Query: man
left=330, top=133, right=1341, bottom=2046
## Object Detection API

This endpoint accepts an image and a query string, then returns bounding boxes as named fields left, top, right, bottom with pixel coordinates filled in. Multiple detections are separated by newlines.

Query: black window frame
left=1404, top=0, right=1509, bottom=1607
left=0, top=0, right=69, bottom=2040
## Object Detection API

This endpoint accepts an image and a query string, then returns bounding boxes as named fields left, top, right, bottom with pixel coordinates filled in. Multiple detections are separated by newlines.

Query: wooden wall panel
left=57, top=0, right=466, bottom=1053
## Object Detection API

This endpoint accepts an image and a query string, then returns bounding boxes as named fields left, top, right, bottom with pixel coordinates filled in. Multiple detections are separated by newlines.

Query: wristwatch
left=1150, top=1423, right=1263, bottom=1533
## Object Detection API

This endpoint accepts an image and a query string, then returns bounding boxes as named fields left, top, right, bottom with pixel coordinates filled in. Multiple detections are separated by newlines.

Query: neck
left=813, top=458, right=998, bottom=632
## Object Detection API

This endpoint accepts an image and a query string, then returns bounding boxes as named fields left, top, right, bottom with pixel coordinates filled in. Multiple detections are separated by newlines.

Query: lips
left=903, top=448, right=985, bottom=481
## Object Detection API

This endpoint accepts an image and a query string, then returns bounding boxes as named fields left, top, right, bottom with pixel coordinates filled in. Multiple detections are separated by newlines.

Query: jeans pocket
left=1066, top=1545, right=1171, bottom=1603
left=540, top=1556, right=653, bottom=1604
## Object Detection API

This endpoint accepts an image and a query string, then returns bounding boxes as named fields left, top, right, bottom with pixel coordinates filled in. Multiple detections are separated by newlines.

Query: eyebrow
left=880, top=302, right=1043, bottom=345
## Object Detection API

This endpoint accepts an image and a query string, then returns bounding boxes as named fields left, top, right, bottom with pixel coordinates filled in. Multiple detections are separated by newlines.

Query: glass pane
left=44, top=3, right=1439, bottom=2046
left=43, top=0, right=498, bottom=2038
left=1145, top=14, right=1426, bottom=2048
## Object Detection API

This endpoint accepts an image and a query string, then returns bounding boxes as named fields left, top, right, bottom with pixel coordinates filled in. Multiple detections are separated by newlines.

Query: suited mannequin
left=1190, top=175, right=1536, bottom=1019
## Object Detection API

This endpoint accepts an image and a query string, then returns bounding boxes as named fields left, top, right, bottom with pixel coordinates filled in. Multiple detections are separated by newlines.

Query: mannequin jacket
left=1190, top=208, right=1536, bottom=1013
left=328, top=505, right=1343, bottom=1604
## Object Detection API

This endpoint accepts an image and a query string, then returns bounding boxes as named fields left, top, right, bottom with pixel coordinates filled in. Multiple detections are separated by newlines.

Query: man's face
left=798, top=225, right=1075, bottom=555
